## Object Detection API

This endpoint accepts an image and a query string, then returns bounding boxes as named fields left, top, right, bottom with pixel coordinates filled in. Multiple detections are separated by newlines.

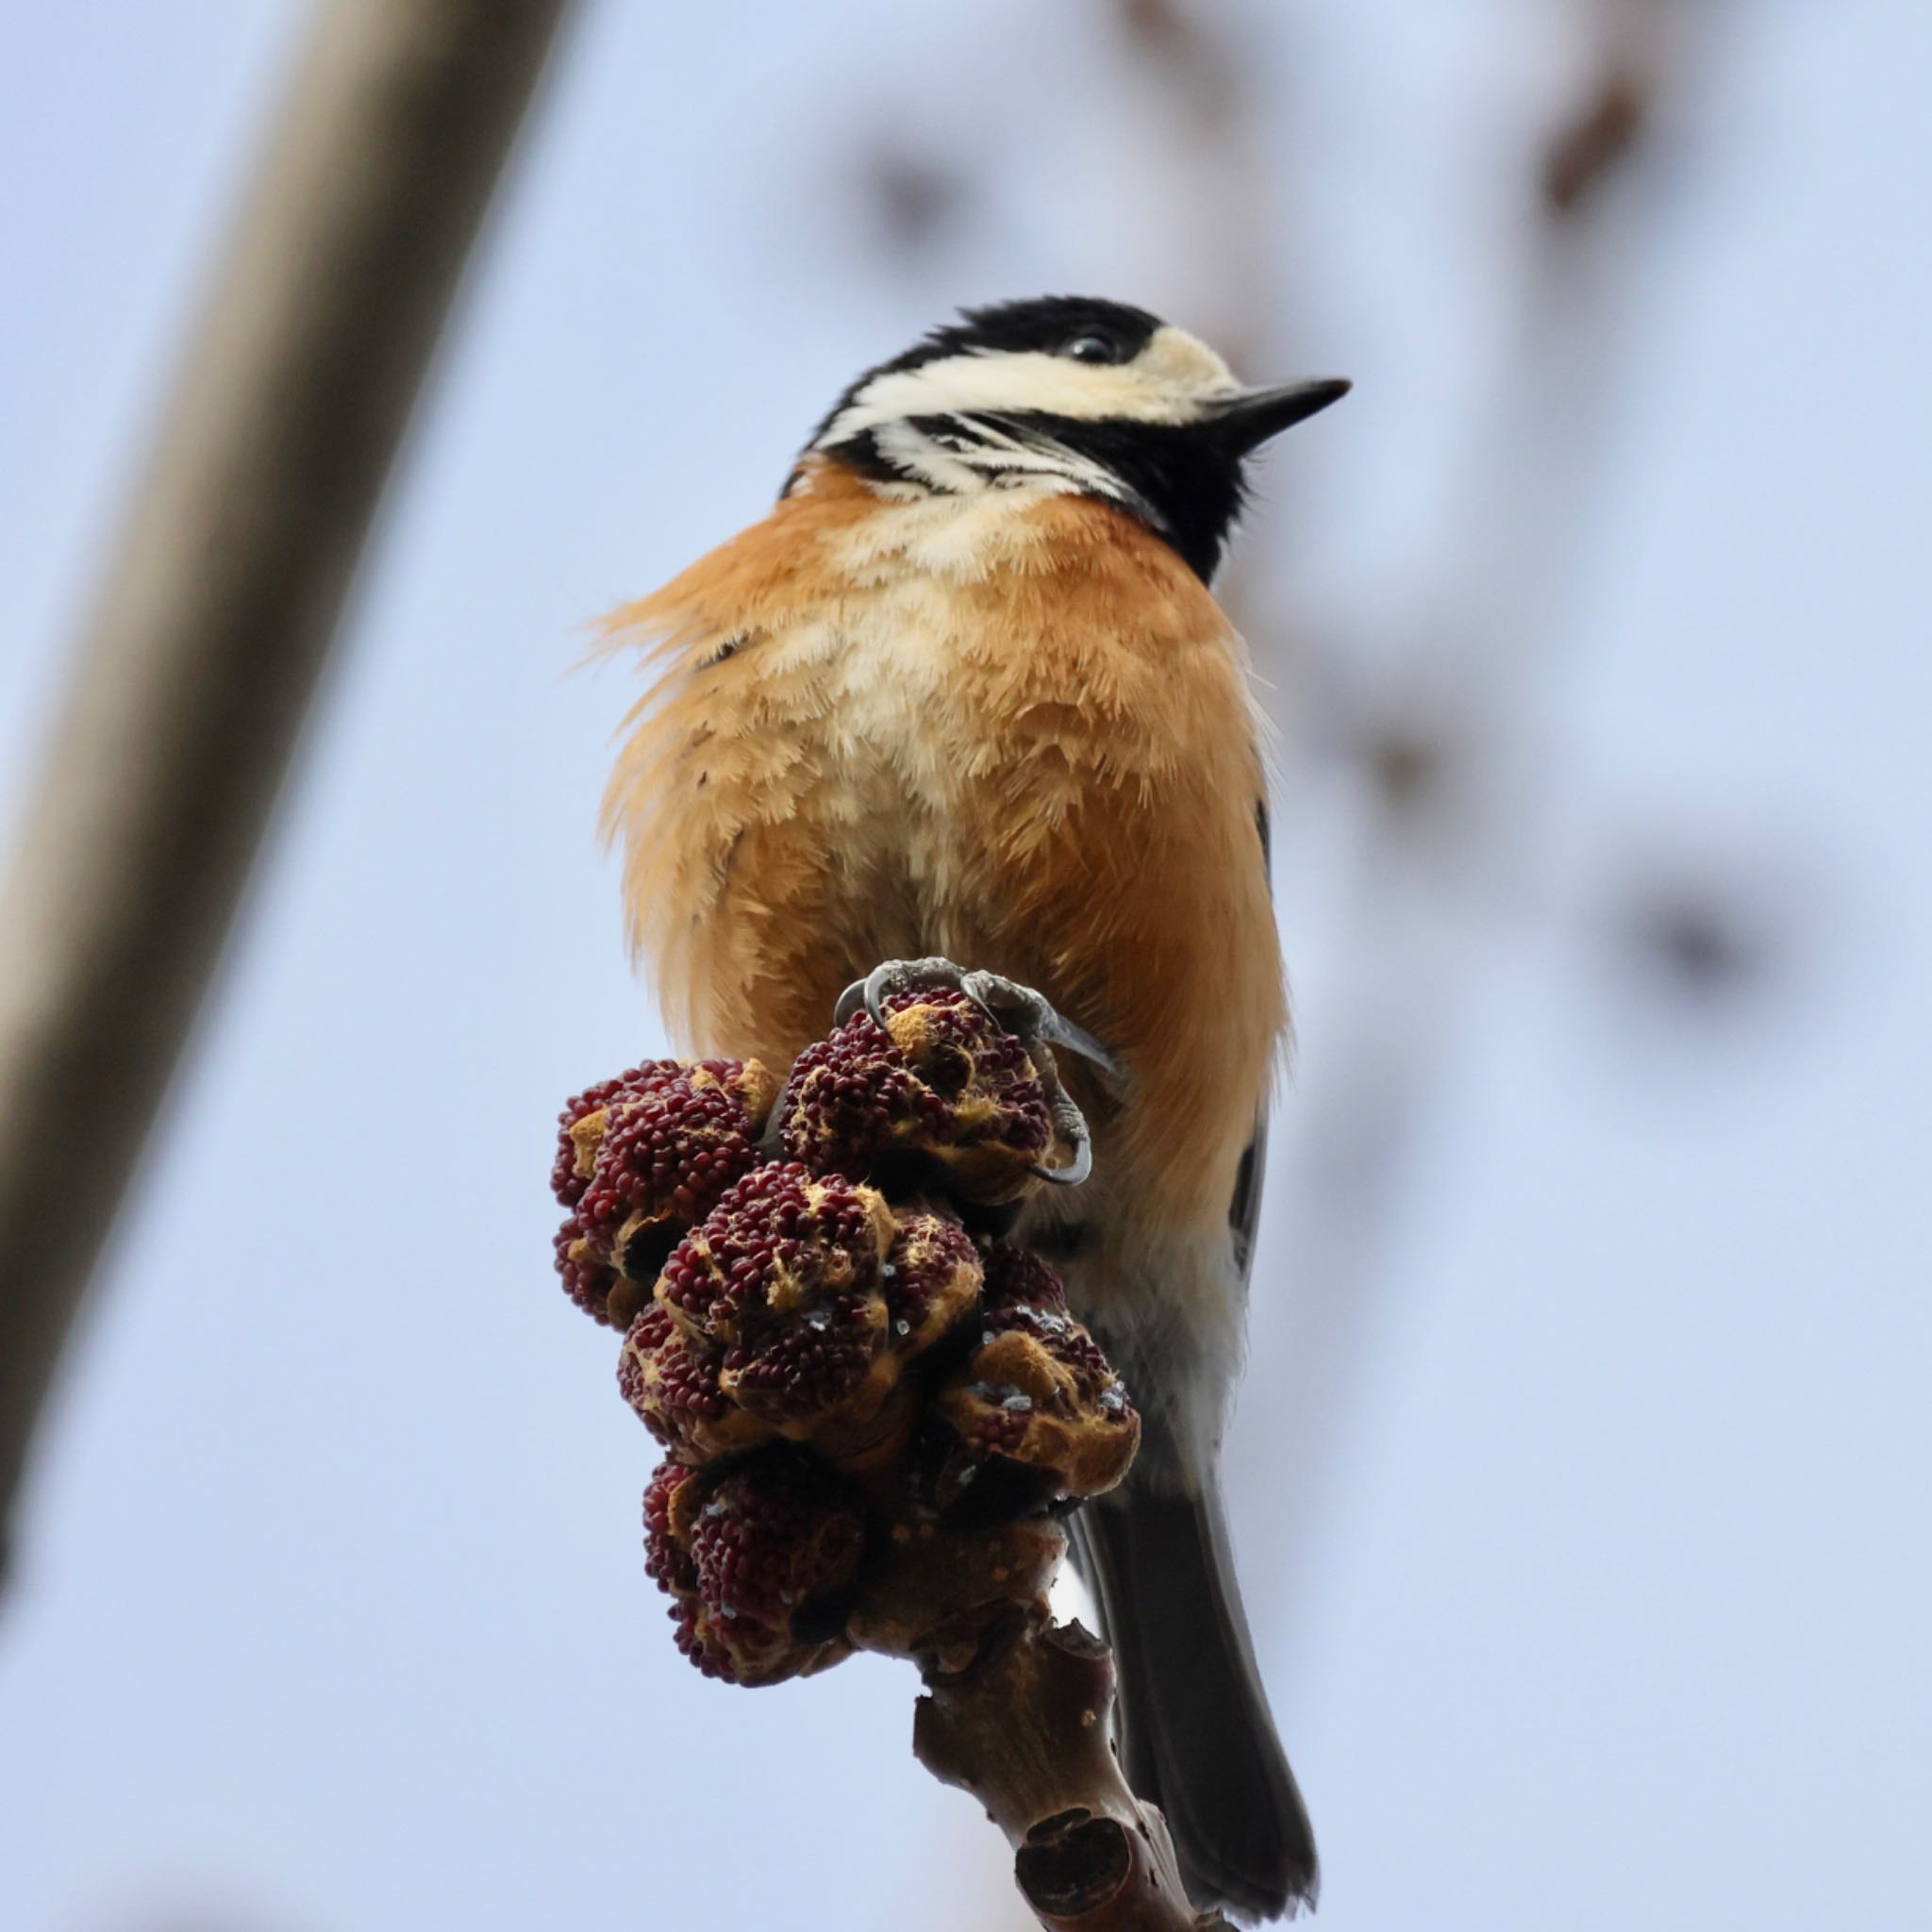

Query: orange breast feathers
left=600, top=457, right=1289, bottom=1229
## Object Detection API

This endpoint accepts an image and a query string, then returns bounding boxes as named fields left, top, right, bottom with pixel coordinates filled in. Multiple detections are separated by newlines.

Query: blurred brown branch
left=1542, top=0, right=1671, bottom=218
left=0, top=0, right=575, bottom=1585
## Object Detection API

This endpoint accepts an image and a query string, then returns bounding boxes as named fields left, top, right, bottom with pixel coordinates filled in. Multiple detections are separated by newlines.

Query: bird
left=599, top=295, right=1347, bottom=1920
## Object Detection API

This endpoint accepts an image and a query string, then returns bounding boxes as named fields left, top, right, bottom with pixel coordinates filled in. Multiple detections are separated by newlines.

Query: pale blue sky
left=2, top=4, right=1927, bottom=1928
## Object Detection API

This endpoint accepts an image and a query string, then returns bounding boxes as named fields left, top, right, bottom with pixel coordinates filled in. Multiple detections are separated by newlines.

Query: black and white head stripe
left=802, top=297, right=1167, bottom=446
left=790, top=296, right=1345, bottom=583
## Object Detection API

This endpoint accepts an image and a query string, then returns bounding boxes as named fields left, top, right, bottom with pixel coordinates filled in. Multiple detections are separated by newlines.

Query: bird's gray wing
left=1227, top=797, right=1273, bottom=1284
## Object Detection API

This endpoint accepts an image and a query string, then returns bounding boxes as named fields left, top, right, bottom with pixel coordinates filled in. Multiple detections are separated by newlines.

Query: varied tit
left=602, top=296, right=1347, bottom=1920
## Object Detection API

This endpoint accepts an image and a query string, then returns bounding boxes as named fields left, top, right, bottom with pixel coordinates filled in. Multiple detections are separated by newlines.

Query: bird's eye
left=1061, top=330, right=1124, bottom=364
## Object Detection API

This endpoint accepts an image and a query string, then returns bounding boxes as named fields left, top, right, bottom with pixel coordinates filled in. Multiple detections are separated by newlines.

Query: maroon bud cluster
left=643, top=1452, right=863, bottom=1685
left=550, top=1057, right=777, bottom=1327
left=656, top=1163, right=886, bottom=1345
left=776, top=991, right=1053, bottom=1204
left=883, top=1207, right=983, bottom=1357
left=935, top=1240, right=1140, bottom=1502
left=549, top=998, right=1139, bottom=1689
left=618, top=1304, right=767, bottom=1461
left=553, top=1215, right=619, bottom=1324
left=625, top=1163, right=922, bottom=1463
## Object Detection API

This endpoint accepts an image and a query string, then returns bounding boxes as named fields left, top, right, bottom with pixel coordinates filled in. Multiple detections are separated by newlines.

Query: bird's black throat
left=818, top=410, right=1252, bottom=585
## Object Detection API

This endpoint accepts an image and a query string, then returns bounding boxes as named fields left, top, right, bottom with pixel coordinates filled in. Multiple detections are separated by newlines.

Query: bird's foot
left=834, top=958, right=1120, bottom=1075
left=831, top=957, right=1115, bottom=1188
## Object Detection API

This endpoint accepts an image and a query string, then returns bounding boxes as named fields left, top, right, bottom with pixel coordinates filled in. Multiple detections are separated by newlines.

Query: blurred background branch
left=1251, top=0, right=1732, bottom=1589
left=0, top=0, right=574, bottom=1583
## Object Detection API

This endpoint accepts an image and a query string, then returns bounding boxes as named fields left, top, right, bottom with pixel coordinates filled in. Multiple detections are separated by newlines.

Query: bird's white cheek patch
left=1139, top=325, right=1240, bottom=399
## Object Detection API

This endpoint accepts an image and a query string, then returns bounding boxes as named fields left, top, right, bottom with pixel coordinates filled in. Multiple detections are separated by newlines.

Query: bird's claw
left=831, top=957, right=949, bottom=1033
left=1034, top=1082, right=1093, bottom=1190
left=834, top=958, right=1119, bottom=1076
left=831, top=957, right=1112, bottom=1189
left=957, top=970, right=1123, bottom=1079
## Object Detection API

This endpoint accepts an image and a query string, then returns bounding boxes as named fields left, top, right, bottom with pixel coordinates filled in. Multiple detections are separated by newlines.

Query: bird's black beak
left=1207, top=377, right=1351, bottom=456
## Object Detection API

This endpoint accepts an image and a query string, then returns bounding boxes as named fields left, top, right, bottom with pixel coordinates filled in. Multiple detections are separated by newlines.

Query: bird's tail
left=1074, top=1468, right=1318, bottom=1921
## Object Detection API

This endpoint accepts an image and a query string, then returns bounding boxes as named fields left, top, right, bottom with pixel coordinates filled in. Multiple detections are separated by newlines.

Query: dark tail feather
left=1074, top=1479, right=1319, bottom=1921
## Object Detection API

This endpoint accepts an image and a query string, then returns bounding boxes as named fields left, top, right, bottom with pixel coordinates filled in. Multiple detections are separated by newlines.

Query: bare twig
left=0, top=0, right=575, bottom=1581
left=917, top=1610, right=1233, bottom=1932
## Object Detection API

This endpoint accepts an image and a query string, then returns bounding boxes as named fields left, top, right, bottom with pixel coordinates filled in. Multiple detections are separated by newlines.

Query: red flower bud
left=643, top=1452, right=864, bottom=1686
left=776, top=992, right=1051, bottom=1204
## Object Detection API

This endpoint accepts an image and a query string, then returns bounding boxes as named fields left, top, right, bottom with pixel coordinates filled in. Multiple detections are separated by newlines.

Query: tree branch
left=916, top=1610, right=1234, bottom=1932
left=0, top=0, right=575, bottom=1583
